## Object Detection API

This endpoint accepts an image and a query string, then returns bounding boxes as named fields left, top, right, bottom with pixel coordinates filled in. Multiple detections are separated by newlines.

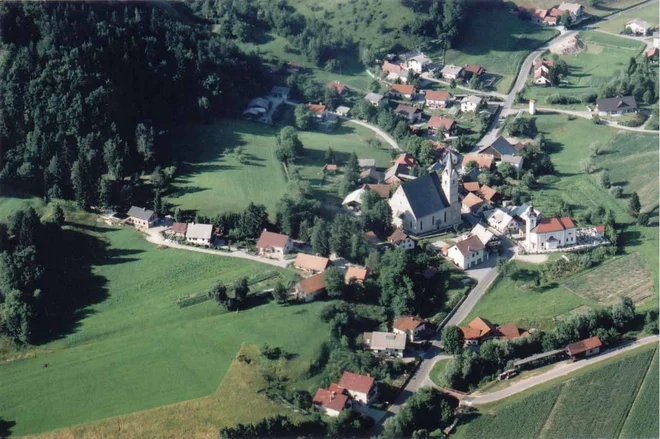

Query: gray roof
left=270, top=86, right=290, bottom=96
left=463, top=95, right=483, bottom=105
left=247, top=97, right=270, bottom=109
left=596, top=96, right=637, bottom=112
left=127, top=206, right=155, bottom=221
left=558, top=2, right=583, bottom=13
left=481, top=136, right=517, bottom=156
left=385, top=164, right=411, bottom=180
left=367, top=331, right=407, bottom=350
left=365, top=92, right=384, bottom=104
left=395, top=104, right=419, bottom=115
left=441, top=64, right=464, bottom=76
left=654, top=31, right=659, bottom=38
left=186, top=223, right=213, bottom=240
left=359, top=158, right=376, bottom=168
left=500, top=155, right=523, bottom=166
left=627, top=18, right=651, bottom=29
left=400, top=172, right=448, bottom=218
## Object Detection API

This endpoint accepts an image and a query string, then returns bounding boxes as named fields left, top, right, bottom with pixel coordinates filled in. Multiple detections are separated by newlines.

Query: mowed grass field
left=30, top=345, right=302, bottom=439
left=0, top=221, right=331, bottom=436
left=525, top=31, right=645, bottom=103
left=169, top=118, right=394, bottom=216
left=619, top=348, right=660, bottom=438
left=511, top=0, right=649, bottom=17
left=430, top=358, right=451, bottom=386
left=596, top=2, right=660, bottom=33
left=433, top=8, right=558, bottom=93
left=455, top=344, right=659, bottom=439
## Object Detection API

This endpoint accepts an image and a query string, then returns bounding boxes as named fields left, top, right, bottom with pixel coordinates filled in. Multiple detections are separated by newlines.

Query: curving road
left=463, top=335, right=659, bottom=405
left=532, top=107, right=660, bottom=133
left=344, top=117, right=402, bottom=150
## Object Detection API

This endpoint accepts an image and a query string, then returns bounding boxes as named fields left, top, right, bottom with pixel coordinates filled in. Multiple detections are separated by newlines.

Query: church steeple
left=441, top=151, right=458, bottom=206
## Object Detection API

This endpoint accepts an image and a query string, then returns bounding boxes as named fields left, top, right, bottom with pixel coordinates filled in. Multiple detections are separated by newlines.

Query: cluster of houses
left=518, top=2, right=585, bottom=26
left=381, top=50, right=487, bottom=84
left=313, top=371, right=378, bottom=417
left=363, top=316, right=429, bottom=358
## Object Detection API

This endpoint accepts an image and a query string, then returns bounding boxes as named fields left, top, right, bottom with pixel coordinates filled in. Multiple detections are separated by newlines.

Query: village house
left=387, top=70, right=407, bottom=83
left=363, top=331, right=407, bottom=357
left=462, top=181, right=481, bottom=194
left=335, top=105, right=351, bottom=117
left=647, top=47, right=659, bottom=63
left=479, top=184, right=502, bottom=204
left=389, top=84, right=416, bottom=99
left=382, top=60, right=405, bottom=75
left=463, top=64, right=486, bottom=80
left=393, top=316, right=428, bottom=342
left=166, top=222, right=187, bottom=238
left=525, top=211, right=577, bottom=252
left=424, top=90, right=453, bottom=109
left=384, top=163, right=415, bottom=186
left=294, top=253, right=330, bottom=273
left=532, top=58, right=553, bottom=85
left=486, top=207, right=519, bottom=235
left=388, top=228, right=416, bottom=250
left=596, top=96, right=638, bottom=115
left=394, top=104, right=423, bottom=122
left=558, top=2, right=584, bottom=20
left=461, top=192, right=486, bottom=215
left=427, top=116, right=457, bottom=137
left=459, top=153, right=494, bottom=173
left=461, top=95, right=484, bottom=113
left=342, top=183, right=391, bottom=211
left=361, top=167, right=384, bottom=183
left=338, top=371, right=378, bottom=405
left=497, top=322, right=530, bottom=340
left=327, top=81, right=347, bottom=95
left=345, top=266, right=369, bottom=284
left=256, top=230, right=292, bottom=255
left=566, top=336, right=602, bottom=360
left=389, top=160, right=461, bottom=235
left=243, top=97, right=271, bottom=118
left=407, top=53, right=432, bottom=73
left=185, top=223, right=214, bottom=246
left=440, top=64, right=464, bottom=80
left=447, top=234, right=488, bottom=269
left=460, top=317, right=498, bottom=346
left=126, top=206, right=157, bottom=229
left=626, top=18, right=652, bottom=35
left=294, top=272, right=326, bottom=302
left=393, top=153, right=418, bottom=167
left=500, top=154, right=524, bottom=169
left=365, top=92, right=384, bottom=107
left=478, top=136, right=520, bottom=164
left=306, top=103, right=327, bottom=120
left=471, top=223, right=497, bottom=247
left=313, top=385, right=350, bottom=417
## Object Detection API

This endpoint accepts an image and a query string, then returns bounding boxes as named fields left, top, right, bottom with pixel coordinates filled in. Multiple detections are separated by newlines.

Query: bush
left=545, top=94, right=581, bottom=105
left=618, top=113, right=646, bottom=127
left=610, top=186, right=623, bottom=198
left=582, top=93, right=598, bottom=104
left=537, top=175, right=559, bottom=185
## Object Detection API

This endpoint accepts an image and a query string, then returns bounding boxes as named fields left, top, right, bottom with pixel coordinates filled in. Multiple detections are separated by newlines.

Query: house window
left=432, top=216, right=435, bottom=225
left=409, top=221, right=413, bottom=228
left=420, top=221, right=423, bottom=231
left=444, top=211, right=447, bottom=222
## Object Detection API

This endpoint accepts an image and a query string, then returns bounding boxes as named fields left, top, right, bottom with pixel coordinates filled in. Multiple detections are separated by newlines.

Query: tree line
left=0, top=1, right=269, bottom=207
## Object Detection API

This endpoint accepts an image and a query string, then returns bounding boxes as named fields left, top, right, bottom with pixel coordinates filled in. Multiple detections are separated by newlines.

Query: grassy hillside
left=455, top=344, right=658, bottom=439
left=596, top=2, right=660, bottom=32
left=511, top=0, right=649, bottom=17
left=0, top=217, right=330, bottom=436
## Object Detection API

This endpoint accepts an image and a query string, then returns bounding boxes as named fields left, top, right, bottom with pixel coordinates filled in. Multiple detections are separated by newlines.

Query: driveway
left=463, top=335, right=659, bottom=405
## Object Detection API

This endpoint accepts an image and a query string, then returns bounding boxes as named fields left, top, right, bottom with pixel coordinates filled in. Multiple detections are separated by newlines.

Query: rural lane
left=463, top=335, right=659, bottom=405
left=534, top=107, right=660, bottom=134
left=344, top=118, right=401, bottom=150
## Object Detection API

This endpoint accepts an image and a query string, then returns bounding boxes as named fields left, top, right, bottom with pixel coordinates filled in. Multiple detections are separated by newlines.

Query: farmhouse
left=460, top=154, right=494, bottom=173
left=463, top=64, right=486, bottom=80
left=462, top=181, right=481, bottom=194
left=388, top=161, right=461, bottom=235
left=345, top=266, right=369, bottom=284
left=525, top=212, right=577, bottom=252
left=566, top=336, right=602, bottom=360
left=425, top=90, right=453, bottom=109
left=167, top=222, right=187, bottom=238
left=244, top=97, right=271, bottom=117
left=382, top=60, right=405, bottom=75
left=385, top=164, right=415, bottom=186
left=256, top=230, right=292, bottom=255
left=596, top=96, right=638, bottom=115
left=441, top=64, right=464, bottom=80
left=532, top=58, right=553, bottom=85
left=626, top=18, right=652, bottom=35
left=389, top=84, right=416, bottom=99
left=126, top=206, right=157, bottom=229
left=393, top=153, right=418, bottom=167
left=558, top=2, right=584, bottom=20
left=393, top=316, right=427, bottom=342
left=294, top=272, right=326, bottom=302
left=306, top=103, right=327, bottom=120
left=471, top=223, right=497, bottom=247
left=338, top=371, right=378, bottom=405
left=427, top=116, right=457, bottom=137
left=294, top=253, right=330, bottom=273
left=497, top=322, right=529, bottom=340
left=461, top=95, right=484, bottom=113
left=478, top=184, right=502, bottom=204
left=460, top=317, right=497, bottom=346
left=447, top=234, right=487, bottom=269
left=185, top=223, right=213, bottom=246
left=365, top=92, right=384, bottom=107
left=478, top=136, right=519, bottom=162
left=363, top=331, right=406, bottom=357
left=313, top=386, right=350, bottom=417
left=361, top=167, right=384, bottom=183
left=407, top=53, right=432, bottom=73
left=388, top=228, right=416, bottom=250
left=647, top=47, right=659, bottom=63
left=394, top=104, right=422, bottom=122
left=486, top=208, right=519, bottom=235
left=461, top=192, right=486, bottom=214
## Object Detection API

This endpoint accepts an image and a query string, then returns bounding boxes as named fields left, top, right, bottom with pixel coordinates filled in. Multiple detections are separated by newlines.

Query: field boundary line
left=537, top=382, right=568, bottom=439
left=614, top=345, right=658, bottom=438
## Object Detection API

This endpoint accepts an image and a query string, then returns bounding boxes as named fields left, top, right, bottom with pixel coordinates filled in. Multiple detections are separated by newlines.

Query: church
left=388, top=158, right=461, bottom=235
left=525, top=209, right=577, bottom=252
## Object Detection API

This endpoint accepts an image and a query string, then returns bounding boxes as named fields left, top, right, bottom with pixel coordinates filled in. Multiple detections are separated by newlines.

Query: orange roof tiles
left=256, top=230, right=290, bottom=250
left=345, top=266, right=369, bottom=283
left=305, top=103, right=326, bottom=115
left=391, top=84, right=415, bottom=95
left=393, top=316, right=426, bottom=332
left=294, top=253, right=330, bottom=272
left=567, top=336, right=602, bottom=356
left=531, top=217, right=576, bottom=233
left=338, top=371, right=375, bottom=394
left=313, top=388, right=348, bottom=412
left=297, top=272, right=326, bottom=294
left=428, top=116, right=456, bottom=131
left=425, top=90, right=452, bottom=101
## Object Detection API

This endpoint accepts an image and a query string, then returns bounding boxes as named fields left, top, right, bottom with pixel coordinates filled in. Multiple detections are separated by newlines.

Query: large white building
left=388, top=159, right=461, bottom=235
left=447, top=234, right=487, bottom=269
left=525, top=210, right=577, bottom=252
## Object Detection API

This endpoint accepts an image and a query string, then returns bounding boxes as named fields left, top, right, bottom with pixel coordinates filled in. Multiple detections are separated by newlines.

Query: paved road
left=344, top=118, right=402, bottom=150
left=463, top=335, right=659, bottom=405
left=144, top=226, right=290, bottom=268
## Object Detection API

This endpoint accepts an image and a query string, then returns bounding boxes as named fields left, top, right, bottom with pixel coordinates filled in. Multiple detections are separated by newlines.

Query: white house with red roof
left=425, top=90, right=453, bottom=109
left=393, top=316, right=427, bottom=342
left=256, top=230, right=292, bottom=255
left=525, top=209, right=577, bottom=252
left=313, top=385, right=350, bottom=417
left=338, top=371, right=377, bottom=405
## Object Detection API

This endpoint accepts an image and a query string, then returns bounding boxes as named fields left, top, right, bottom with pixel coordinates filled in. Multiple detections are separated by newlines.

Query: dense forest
left=0, top=1, right=269, bottom=207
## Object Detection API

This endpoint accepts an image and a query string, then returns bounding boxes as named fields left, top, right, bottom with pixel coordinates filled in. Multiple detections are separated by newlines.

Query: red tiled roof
left=365, top=184, right=391, bottom=199
left=460, top=316, right=496, bottom=340
left=425, top=90, right=452, bottom=101
left=544, top=16, right=558, bottom=24
left=306, top=103, right=327, bottom=115
left=549, top=7, right=565, bottom=17
left=462, top=154, right=494, bottom=170
left=533, top=8, right=548, bottom=19
left=383, top=60, right=404, bottom=74
left=297, top=272, right=326, bottom=294
left=393, top=153, right=418, bottom=167
left=171, top=222, right=187, bottom=234
left=464, top=64, right=485, bottom=75
left=454, top=234, right=485, bottom=256
left=497, top=323, right=523, bottom=340
left=462, top=192, right=485, bottom=209
left=648, top=48, right=659, bottom=58
left=534, top=59, right=554, bottom=70
left=391, top=84, right=415, bottom=95
left=462, top=182, right=481, bottom=193
left=294, top=253, right=330, bottom=272
left=256, top=230, right=290, bottom=250
left=345, top=266, right=369, bottom=283
left=328, top=81, right=346, bottom=94
left=393, top=316, right=425, bottom=332
left=479, top=184, right=500, bottom=202
left=324, top=164, right=338, bottom=171
left=313, top=388, right=348, bottom=412
left=595, top=225, right=606, bottom=232
left=427, top=116, right=456, bottom=131
left=338, top=371, right=375, bottom=394
left=531, top=217, right=576, bottom=233
left=567, top=336, right=602, bottom=356
left=388, top=228, right=409, bottom=244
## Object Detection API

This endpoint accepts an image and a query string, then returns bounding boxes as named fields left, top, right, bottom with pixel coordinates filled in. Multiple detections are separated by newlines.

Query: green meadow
left=596, top=2, right=660, bottom=33
left=0, top=220, right=330, bottom=436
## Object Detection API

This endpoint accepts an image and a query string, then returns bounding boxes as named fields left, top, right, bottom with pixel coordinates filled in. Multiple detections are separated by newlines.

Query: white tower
left=442, top=152, right=459, bottom=206
left=529, top=99, right=537, bottom=115
left=525, top=204, right=537, bottom=249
